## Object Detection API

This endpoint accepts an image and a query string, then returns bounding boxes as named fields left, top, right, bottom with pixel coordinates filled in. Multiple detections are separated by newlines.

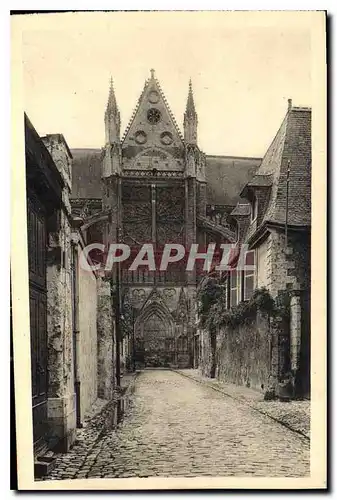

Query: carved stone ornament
left=135, top=130, right=148, bottom=145
left=147, top=108, right=161, bottom=124
left=160, top=131, right=173, bottom=146
left=148, top=90, right=160, bottom=104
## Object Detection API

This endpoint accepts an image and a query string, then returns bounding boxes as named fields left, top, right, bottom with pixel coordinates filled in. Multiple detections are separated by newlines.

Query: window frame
left=251, top=196, right=258, bottom=222
left=230, top=270, right=238, bottom=307
left=229, top=270, right=244, bottom=307
left=243, top=250, right=255, bottom=301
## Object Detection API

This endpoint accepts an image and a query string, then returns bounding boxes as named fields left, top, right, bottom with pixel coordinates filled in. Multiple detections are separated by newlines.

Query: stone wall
left=97, top=277, right=116, bottom=399
left=263, top=228, right=310, bottom=396
left=268, top=228, right=310, bottom=296
left=197, top=226, right=310, bottom=396
left=78, top=258, right=98, bottom=419
left=43, top=135, right=76, bottom=452
left=253, top=228, right=310, bottom=298
left=200, top=312, right=273, bottom=392
left=256, top=235, right=271, bottom=289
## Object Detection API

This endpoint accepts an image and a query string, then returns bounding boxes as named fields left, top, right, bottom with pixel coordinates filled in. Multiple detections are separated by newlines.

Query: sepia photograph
left=10, top=10, right=326, bottom=490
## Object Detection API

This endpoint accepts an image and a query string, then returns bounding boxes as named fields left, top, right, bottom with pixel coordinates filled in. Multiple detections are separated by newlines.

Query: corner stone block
left=47, top=393, right=76, bottom=452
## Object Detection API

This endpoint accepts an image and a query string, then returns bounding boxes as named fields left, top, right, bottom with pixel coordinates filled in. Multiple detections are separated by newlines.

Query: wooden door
left=27, top=195, right=48, bottom=452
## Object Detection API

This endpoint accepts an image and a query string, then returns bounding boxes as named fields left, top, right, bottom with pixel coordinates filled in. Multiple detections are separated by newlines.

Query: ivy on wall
left=198, top=277, right=290, bottom=332
left=197, top=278, right=223, bottom=328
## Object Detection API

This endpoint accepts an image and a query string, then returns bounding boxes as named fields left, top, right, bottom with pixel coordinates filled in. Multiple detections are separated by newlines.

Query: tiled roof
left=70, top=148, right=103, bottom=199
left=240, top=106, right=311, bottom=228
left=69, top=150, right=261, bottom=205
left=205, top=155, right=261, bottom=206
left=246, top=174, right=273, bottom=187
left=230, top=203, right=251, bottom=217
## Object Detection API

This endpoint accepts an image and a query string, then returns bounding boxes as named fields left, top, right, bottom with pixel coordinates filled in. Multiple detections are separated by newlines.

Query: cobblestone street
left=47, top=370, right=310, bottom=479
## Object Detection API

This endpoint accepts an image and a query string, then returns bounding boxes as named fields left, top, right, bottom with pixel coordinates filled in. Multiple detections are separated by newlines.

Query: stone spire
left=107, top=77, right=118, bottom=112
left=184, top=79, right=198, bottom=145
left=103, top=77, right=121, bottom=177
left=185, top=79, right=196, bottom=117
left=105, top=76, right=121, bottom=144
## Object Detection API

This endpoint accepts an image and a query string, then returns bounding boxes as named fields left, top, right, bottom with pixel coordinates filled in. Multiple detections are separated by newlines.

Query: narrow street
left=48, top=370, right=310, bottom=479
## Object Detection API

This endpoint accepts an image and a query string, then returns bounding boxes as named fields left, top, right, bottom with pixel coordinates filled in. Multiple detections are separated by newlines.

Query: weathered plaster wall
left=78, top=262, right=98, bottom=418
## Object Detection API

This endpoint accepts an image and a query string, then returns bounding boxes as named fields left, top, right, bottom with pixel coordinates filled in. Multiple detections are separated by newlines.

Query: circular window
left=148, top=90, right=160, bottom=104
left=147, top=108, right=161, bottom=124
left=134, top=131, right=147, bottom=145
left=160, top=131, right=173, bottom=146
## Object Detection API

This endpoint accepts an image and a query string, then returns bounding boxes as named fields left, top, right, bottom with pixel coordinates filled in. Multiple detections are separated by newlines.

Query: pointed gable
left=138, top=287, right=174, bottom=321
left=122, top=71, right=184, bottom=171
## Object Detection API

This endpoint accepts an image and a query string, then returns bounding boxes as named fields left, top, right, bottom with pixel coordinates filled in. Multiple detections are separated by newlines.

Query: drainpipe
left=71, top=234, right=82, bottom=427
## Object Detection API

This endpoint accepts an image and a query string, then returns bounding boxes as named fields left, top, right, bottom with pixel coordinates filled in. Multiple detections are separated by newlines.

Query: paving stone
left=44, top=370, right=310, bottom=479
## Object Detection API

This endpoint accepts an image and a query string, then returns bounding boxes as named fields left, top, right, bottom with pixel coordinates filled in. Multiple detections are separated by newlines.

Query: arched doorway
left=134, top=302, right=175, bottom=368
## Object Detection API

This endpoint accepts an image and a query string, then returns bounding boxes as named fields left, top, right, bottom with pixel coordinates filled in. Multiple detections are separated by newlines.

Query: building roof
left=241, top=106, right=311, bottom=227
left=205, top=155, right=261, bottom=206
left=70, top=149, right=261, bottom=205
left=70, top=148, right=103, bottom=199
left=230, top=203, right=251, bottom=217
left=246, top=173, right=273, bottom=187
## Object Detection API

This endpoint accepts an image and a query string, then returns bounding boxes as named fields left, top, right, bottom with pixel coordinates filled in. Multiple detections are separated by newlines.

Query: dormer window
left=251, top=196, right=258, bottom=222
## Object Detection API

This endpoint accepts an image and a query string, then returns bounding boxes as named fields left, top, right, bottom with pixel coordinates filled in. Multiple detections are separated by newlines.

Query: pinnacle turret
left=106, top=77, right=119, bottom=115
left=184, top=79, right=198, bottom=145
left=185, top=79, right=197, bottom=117
left=104, top=76, right=120, bottom=144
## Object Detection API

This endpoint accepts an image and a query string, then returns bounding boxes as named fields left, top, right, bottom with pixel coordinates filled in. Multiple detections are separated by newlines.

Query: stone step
left=34, top=458, right=56, bottom=478
left=37, top=450, right=55, bottom=463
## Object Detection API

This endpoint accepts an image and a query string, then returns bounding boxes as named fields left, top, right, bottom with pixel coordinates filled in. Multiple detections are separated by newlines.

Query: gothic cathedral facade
left=101, top=70, right=210, bottom=368
left=71, top=70, right=261, bottom=369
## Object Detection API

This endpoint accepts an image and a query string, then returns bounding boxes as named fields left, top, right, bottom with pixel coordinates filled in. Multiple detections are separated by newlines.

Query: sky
left=15, top=11, right=314, bottom=157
